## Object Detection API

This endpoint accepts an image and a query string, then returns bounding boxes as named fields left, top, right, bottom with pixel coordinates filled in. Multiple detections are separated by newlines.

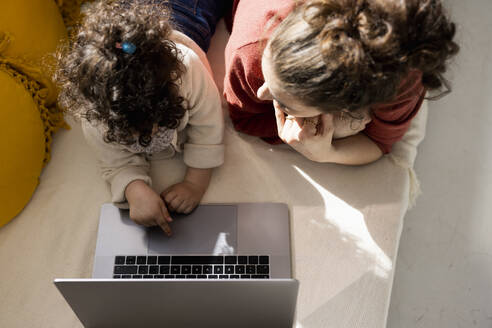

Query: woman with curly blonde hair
left=224, top=0, right=459, bottom=164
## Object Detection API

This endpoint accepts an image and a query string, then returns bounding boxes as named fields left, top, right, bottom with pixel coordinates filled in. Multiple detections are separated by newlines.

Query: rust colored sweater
left=223, top=0, right=426, bottom=153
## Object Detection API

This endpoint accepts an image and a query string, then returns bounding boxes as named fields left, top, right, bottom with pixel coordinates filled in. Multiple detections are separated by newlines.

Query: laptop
left=54, top=203, right=299, bottom=327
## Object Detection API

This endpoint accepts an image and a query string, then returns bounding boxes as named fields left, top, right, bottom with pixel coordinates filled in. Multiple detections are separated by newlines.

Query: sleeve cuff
left=109, top=166, right=152, bottom=205
left=183, top=143, right=225, bottom=168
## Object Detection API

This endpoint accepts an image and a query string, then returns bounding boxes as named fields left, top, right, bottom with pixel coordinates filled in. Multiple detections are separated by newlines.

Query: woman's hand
left=125, top=180, right=173, bottom=236
left=161, top=167, right=212, bottom=214
left=275, top=107, right=336, bottom=162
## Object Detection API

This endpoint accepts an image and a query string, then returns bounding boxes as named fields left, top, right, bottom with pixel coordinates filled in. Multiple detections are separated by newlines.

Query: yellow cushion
left=0, top=0, right=68, bottom=227
left=0, top=70, right=45, bottom=227
left=0, top=0, right=67, bottom=65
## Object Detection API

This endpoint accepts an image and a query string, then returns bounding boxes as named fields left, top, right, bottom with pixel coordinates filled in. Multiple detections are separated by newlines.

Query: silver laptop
left=54, top=203, right=299, bottom=327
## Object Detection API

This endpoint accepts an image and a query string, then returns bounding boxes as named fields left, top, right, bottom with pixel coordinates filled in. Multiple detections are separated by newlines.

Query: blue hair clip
left=116, top=41, right=137, bottom=55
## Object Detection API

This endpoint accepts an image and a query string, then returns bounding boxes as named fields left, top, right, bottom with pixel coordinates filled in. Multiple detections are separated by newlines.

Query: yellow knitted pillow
left=0, top=70, right=45, bottom=227
left=0, top=0, right=67, bottom=227
left=0, top=0, right=67, bottom=63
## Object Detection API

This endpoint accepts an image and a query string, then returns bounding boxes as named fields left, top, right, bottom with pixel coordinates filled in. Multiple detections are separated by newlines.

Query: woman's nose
left=257, top=82, right=273, bottom=101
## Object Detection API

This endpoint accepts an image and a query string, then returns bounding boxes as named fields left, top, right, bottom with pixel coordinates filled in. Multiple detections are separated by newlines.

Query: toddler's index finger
left=157, top=217, right=172, bottom=236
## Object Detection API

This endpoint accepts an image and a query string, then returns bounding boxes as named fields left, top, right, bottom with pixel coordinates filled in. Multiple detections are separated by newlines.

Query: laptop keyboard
left=113, top=255, right=270, bottom=279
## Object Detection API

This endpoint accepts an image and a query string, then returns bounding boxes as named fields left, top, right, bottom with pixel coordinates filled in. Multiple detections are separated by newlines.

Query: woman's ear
left=257, top=82, right=273, bottom=100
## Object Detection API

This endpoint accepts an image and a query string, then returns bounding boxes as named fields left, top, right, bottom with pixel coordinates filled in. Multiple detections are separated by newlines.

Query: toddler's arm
left=160, top=45, right=224, bottom=213
left=161, top=167, right=212, bottom=214
left=81, top=120, right=152, bottom=207
left=82, top=120, right=175, bottom=234
left=179, top=46, right=225, bottom=170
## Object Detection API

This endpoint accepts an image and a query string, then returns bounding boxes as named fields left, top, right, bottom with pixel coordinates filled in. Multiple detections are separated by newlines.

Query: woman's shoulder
left=227, top=0, right=296, bottom=49
left=372, top=70, right=424, bottom=112
left=396, top=69, right=424, bottom=101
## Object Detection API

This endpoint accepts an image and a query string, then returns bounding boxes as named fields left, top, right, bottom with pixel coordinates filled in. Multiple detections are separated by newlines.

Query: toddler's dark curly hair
left=56, top=0, right=187, bottom=147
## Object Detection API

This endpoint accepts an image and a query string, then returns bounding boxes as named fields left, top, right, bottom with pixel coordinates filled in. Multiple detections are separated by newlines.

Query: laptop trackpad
left=148, top=205, right=237, bottom=254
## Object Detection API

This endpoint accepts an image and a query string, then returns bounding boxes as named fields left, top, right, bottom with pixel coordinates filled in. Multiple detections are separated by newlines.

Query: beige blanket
left=0, top=21, right=427, bottom=328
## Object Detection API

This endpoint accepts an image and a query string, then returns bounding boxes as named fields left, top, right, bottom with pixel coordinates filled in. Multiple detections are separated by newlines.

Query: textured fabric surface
left=0, top=0, right=68, bottom=226
left=55, top=0, right=91, bottom=35
left=0, top=0, right=68, bottom=164
left=0, top=21, right=426, bottom=328
left=0, top=70, right=45, bottom=227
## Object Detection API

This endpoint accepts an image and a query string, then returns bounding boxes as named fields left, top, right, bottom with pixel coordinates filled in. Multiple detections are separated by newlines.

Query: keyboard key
left=114, top=265, right=137, bottom=274
left=158, top=256, right=170, bottom=265
left=240, top=275, right=251, bottom=279
left=154, top=275, right=164, bottom=278
left=181, top=266, right=192, bottom=274
left=203, top=265, right=213, bottom=274
left=251, top=275, right=269, bottom=279
left=165, top=275, right=175, bottom=279
left=171, top=266, right=180, bottom=274
left=137, top=256, right=146, bottom=265
left=246, top=265, right=255, bottom=274
left=138, top=265, right=149, bottom=274
left=113, top=275, right=121, bottom=279
left=225, top=266, right=234, bottom=274
left=149, top=265, right=159, bottom=274
left=230, top=275, right=240, bottom=279
left=176, top=275, right=186, bottom=279
left=207, top=275, right=218, bottom=279
left=186, top=275, right=197, bottom=279
left=248, top=256, right=258, bottom=264
left=132, top=275, right=142, bottom=279
left=219, top=275, right=228, bottom=279
left=259, top=256, right=269, bottom=264
left=125, top=256, right=136, bottom=265
left=147, top=256, right=157, bottom=264
left=235, top=265, right=245, bottom=274
left=192, top=266, right=202, bottom=274
left=225, top=256, right=237, bottom=264
left=121, top=275, right=131, bottom=278
left=257, top=265, right=269, bottom=274
left=172, top=256, right=223, bottom=265
left=214, top=265, right=224, bottom=274
left=160, top=265, right=170, bottom=274
left=143, top=275, right=153, bottom=279
left=238, top=256, right=247, bottom=264
left=197, top=275, right=207, bottom=279
left=115, top=256, right=125, bottom=265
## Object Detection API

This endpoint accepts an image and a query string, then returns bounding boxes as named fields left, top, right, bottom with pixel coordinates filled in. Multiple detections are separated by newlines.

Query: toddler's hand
left=125, top=180, right=173, bottom=236
left=161, top=181, right=206, bottom=214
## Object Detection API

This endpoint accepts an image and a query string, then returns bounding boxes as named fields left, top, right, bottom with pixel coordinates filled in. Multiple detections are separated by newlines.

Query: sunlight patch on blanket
left=293, top=165, right=392, bottom=278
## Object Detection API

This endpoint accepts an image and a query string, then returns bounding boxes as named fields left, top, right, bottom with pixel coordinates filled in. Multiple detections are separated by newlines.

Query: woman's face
left=258, top=48, right=323, bottom=118
left=258, top=47, right=372, bottom=138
